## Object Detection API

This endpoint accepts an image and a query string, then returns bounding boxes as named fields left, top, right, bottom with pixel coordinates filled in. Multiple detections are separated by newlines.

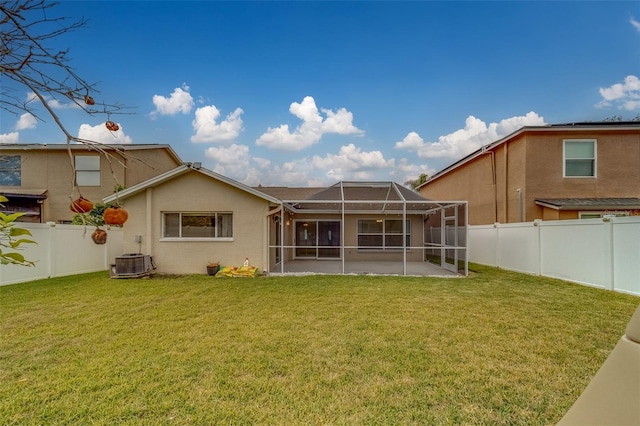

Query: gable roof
left=0, top=143, right=183, bottom=164
left=418, top=121, right=640, bottom=189
left=103, top=163, right=282, bottom=205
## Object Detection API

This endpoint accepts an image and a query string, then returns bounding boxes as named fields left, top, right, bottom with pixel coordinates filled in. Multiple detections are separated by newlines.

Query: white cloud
left=15, top=113, right=37, bottom=130
left=267, top=159, right=325, bottom=186
left=395, top=112, right=545, bottom=160
left=597, top=75, right=640, bottom=110
left=388, top=158, right=436, bottom=186
left=151, top=84, right=194, bottom=117
left=205, top=144, right=250, bottom=175
left=203, top=142, right=398, bottom=186
left=191, top=105, right=244, bottom=143
left=204, top=144, right=272, bottom=186
left=77, top=122, right=133, bottom=144
left=321, top=107, right=364, bottom=135
left=394, top=131, right=424, bottom=150
left=256, top=96, right=364, bottom=151
left=311, top=144, right=393, bottom=181
left=0, top=132, right=19, bottom=144
left=631, top=17, right=640, bottom=32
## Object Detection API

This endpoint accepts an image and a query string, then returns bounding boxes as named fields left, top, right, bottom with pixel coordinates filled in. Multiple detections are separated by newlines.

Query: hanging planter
left=70, top=196, right=94, bottom=213
left=103, top=205, right=128, bottom=225
left=105, top=121, right=119, bottom=132
left=91, top=228, right=107, bottom=245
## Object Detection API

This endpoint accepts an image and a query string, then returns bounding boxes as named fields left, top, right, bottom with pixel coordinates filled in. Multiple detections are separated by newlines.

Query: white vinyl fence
left=1, top=222, right=123, bottom=286
left=469, top=216, right=640, bottom=296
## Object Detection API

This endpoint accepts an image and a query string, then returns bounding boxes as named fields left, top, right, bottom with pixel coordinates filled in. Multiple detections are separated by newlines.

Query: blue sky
left=2, top=1, right=639, bottom=186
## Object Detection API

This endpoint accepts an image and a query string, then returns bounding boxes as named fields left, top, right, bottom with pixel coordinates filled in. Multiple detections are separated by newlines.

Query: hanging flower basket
left=105, top=121, right=120, bottom=132
left=70, top=196, right=94, bottom=213
left=103, top=205, right=128, bottom=225
left=91, top=228, right=107, bottom=245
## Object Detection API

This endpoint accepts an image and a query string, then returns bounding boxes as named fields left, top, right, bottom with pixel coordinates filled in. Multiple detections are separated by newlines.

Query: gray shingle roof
left=253, top=181, right=454, bottom=214
left=535, top=198, right=640, bottom=210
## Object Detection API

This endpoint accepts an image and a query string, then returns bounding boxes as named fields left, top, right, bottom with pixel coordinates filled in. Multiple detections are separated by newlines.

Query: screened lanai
left=263, top=181, right=468, bottom=276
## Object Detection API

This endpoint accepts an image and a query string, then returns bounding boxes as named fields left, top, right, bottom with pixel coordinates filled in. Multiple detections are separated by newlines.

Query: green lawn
left=1, top=265, right=638, bottom=425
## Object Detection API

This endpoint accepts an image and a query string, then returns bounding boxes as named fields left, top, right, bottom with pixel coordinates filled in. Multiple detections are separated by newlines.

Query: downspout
left=481, top=143, right=498, bottom=224
left=146, top=187, right=153, bottom=255
left=485, top=150, right=498, bottom=224
left=503, top=142, right=509, bottom=223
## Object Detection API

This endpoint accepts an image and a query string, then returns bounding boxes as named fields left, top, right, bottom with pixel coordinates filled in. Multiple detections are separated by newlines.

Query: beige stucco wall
left=420, top=128, right=640, bottom=225
left=118, top=171, right=272, bottom=275
left=1, top=145, right=180, bottom=223
left=420, top=152, right=502, bottom=225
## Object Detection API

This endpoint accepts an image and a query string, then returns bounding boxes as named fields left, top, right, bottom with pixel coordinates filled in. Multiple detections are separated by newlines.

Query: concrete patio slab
left=269, top=260, right=460, bottom=277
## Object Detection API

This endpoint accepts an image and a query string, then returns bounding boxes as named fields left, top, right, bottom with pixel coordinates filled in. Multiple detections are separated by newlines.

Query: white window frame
left=563, top=139, right=596, bottom=178
left=160, top=212, right=233, bottom=241
left=578, top=212, right=603, bottom=219
left=357, top=219, right=411, bottom=251
left=75, top=155, right=101, bottom=186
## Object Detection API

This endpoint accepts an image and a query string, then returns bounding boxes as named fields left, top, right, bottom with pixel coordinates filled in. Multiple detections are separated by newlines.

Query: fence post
left=534, top=219, right=542, bottom=276
left=494, top=222, right=500, bottom=268
left=46, top=222, right=55, bottom=278
left=605, top=217, right=615, bottom=291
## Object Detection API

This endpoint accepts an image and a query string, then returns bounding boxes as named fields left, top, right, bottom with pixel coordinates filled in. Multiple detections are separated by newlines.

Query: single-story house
left=104, top=163, right=468, bottom=276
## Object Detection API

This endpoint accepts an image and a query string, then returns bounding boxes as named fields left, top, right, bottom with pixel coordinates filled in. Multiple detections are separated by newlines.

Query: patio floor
left=269, top=260, right=460, bottom=277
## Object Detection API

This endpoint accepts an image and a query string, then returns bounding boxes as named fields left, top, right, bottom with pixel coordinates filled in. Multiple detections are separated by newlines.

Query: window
left=579, top=212, right=602, bottom=219
left=357, top=219, right=411, bottom=250
left=580, top=211, right=636, bottom=219
left=0, top=155, right=21, bottom=186
left=564, top=140, right=596, bottom=177
left=162, top=212, right=233, bottom=239
left=75, top=156, right=101, bottom=186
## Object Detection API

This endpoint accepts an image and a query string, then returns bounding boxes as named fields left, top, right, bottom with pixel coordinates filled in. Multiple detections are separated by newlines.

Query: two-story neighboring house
left=0, top=144, right=182, bottom=223
left=418, top=122, right=640, bottom=225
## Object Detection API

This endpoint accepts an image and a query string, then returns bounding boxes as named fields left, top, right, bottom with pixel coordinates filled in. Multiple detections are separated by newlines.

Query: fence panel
left=539, top=220, right=612, bottom=289
left=497, top=223, right=540, bottom=275
left=469, top=217, right=640, bottom=295
left=50, top=225, right=110, bottom=277
left=612, top=217, right=640, bottom=295
left=468, top=225, right=497, bottom=266
left=1, top=223, right=123, bottom=286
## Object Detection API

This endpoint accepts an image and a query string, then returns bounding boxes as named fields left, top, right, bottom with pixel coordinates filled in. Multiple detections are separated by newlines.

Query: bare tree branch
left=1, top=0, right=139, bottom=200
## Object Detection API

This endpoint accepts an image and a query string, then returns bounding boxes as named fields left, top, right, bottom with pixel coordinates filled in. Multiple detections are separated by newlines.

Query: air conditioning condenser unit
left=111, top=254, right=156, bottom=278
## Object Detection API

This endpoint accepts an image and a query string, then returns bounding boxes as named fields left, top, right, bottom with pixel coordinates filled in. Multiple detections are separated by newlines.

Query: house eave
left=535, top=198, right=640, bottom=211
left=103, top=163, right=282, bottom=205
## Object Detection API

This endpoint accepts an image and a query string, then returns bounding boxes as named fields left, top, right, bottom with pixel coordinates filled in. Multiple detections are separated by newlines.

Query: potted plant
left=207, top=262, right=220, bottom=276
